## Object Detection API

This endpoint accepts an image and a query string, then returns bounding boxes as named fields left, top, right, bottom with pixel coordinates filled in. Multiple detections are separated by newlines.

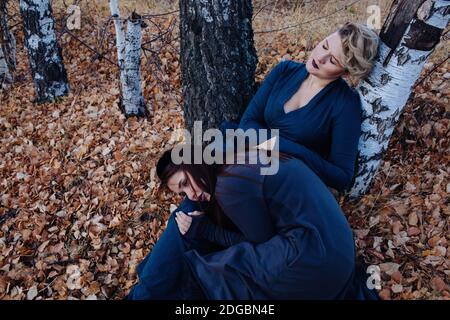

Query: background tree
left=179, top=0, right=258, bottom=132
left=0, top=0, right=15, bottom=87
left=20, top=0, right=69, bottom=102
left=109, top=0, right=148, bottom=117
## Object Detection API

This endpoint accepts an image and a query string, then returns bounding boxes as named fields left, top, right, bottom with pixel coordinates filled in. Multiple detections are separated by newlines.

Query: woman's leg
left=126, top=198, right=215, bottom=300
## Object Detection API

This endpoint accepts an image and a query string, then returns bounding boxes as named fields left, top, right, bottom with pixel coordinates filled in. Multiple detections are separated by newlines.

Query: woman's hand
left=175, top=211, right=204, bottom=235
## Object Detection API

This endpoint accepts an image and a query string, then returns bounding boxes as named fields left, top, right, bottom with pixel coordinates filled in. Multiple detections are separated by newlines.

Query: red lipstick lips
left=312, top=59, right=319, bottom=69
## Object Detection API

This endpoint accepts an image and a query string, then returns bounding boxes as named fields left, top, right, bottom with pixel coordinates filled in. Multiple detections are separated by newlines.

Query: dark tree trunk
left=180, top=0, right=258, bottom=132
left=0, top=0, right=15, bottom=86
left=350, top=0, right=450, bottom=197
left=20, top=0, right=69, bottom=103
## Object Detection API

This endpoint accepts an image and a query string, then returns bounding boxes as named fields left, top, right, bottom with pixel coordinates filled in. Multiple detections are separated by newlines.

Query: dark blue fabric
left=238, top=60, right=362, bottom=191
left=126, top=159, right=379, bottom=300
left=184, top=214, right=247, bottom=247
left=184, top=158, right=380, bottom=300
left=126, top=198, right=214, bottom=300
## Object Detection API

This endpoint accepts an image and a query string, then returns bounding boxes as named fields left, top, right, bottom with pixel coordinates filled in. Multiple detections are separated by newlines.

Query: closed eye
left=324, top=41, right=337, bottom=65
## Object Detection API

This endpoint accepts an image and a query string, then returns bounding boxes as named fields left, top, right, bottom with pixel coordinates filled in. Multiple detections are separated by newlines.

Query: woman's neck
left=305, top=73, right=337, bottom=89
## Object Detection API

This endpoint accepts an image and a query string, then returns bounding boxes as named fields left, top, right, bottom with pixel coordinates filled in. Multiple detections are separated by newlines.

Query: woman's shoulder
left=335, top=78, right=361, bottom=100
left=333, top=78, right=362, bottom=114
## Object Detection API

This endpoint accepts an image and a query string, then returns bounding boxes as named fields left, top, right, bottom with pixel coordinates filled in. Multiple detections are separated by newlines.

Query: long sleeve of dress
left=239, top=61, right=362, bottom=191
left=183, top=214, right=246, bottom=247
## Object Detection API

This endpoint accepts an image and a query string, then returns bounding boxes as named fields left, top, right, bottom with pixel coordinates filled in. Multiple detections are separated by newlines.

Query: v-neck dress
left=239, top=60, right=362, bottom=191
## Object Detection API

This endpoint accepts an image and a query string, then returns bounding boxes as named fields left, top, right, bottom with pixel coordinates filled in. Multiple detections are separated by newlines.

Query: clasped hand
left=175, top=211, right=204, bottom=235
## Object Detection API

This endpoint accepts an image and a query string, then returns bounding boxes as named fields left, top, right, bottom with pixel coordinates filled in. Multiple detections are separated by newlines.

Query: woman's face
left=167, top=170, right=211, bottom=202
left=305, top=31, right=346, bottom=81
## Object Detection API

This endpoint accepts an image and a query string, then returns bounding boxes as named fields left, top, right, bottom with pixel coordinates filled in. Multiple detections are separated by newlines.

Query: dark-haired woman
left=126, top=149, right=379, bottom=300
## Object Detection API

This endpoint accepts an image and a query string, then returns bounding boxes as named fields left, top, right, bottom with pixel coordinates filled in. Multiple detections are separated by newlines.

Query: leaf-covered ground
left=0, top=1, right=448, bottom=300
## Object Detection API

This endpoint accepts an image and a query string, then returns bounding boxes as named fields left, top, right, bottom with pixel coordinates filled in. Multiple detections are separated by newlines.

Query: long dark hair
left=156, top=146, right=236, bottom=229
left=156, top=144, right=292, bottom=229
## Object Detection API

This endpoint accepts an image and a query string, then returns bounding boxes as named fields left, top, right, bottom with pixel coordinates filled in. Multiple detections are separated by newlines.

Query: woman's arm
left=182, top=214, right=246, bottom=247
left=277, top=91, right=362, bottom=191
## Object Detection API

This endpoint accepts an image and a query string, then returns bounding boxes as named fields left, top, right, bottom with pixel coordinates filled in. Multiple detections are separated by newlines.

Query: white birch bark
left=122, top=15, right=147, bottom=116
left=109, top=1, right=147, bottom=117
left=350, top=0, right=450, bottom=197
left=20, top=0, right=69, bottom=102
left=109, top=0, right=125, bottom=68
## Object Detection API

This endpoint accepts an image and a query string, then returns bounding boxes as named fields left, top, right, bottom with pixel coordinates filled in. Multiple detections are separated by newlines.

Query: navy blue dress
left=239, top=60, right=362, bottom=191
left=127, top=157, right=379, bottom=300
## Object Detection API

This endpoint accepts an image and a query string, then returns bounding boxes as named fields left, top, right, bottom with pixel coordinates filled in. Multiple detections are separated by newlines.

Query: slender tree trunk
left=180, top=0, right=258, bottom=132
left=0, top=0, right=15, bottom=87
left=0, top=45, right=10, bottom=88
left=350, top=0, right=450, bottom=197
left=109, top=0, right=148, bottom=117
left=122, top=13, right=147, bottom=117
left=20, top=0, right=69, bottom=102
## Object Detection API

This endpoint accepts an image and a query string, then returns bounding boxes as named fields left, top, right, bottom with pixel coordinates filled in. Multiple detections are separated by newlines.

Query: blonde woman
left=238, top=22, right=379, bottom=191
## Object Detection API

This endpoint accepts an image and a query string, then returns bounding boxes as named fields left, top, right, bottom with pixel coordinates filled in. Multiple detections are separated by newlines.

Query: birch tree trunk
left=109, top=0, right=148, bottom=117
left=0, top=0, right=15, bottom=87
left=0, top=43, right=10, bottom=87
left=350, top=0, right=450, bottom=198
left=20, top=0, right=69, bottom=102
left=180, top=0, right=258, bottom=132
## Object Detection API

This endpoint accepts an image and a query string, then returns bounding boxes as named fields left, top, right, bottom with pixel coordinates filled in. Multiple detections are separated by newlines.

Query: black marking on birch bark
left=364, top=77, right=375, bottom=87
left=382, top=48, right=395, bottom=67
left=379, top=0, right=426, bottom=50
left=444, top=5, right=450, bottom=16
left=361, top=130, right=378, bottom=141
left=396, top=47, right=411, bottom=66
left=391, top=108, right=402, bottom=123
left=411, top=52, right=432, bottom=65
left=380, top=73, right=392, bottom=85
left=377, top=120, right=387, bottom=137
left=371, top=97, right=390, bottom=114
left=404, top=18, right=443, bottom=51
left=359, top=86, right=368, bottom=96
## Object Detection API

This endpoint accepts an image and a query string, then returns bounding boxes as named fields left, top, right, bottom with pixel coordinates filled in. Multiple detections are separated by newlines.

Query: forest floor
left=0, top=0, right=448, bottom=300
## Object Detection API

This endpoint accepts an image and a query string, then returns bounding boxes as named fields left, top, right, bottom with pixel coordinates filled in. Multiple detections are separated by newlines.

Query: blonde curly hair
left=338, top=22, right=379, bottom=82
